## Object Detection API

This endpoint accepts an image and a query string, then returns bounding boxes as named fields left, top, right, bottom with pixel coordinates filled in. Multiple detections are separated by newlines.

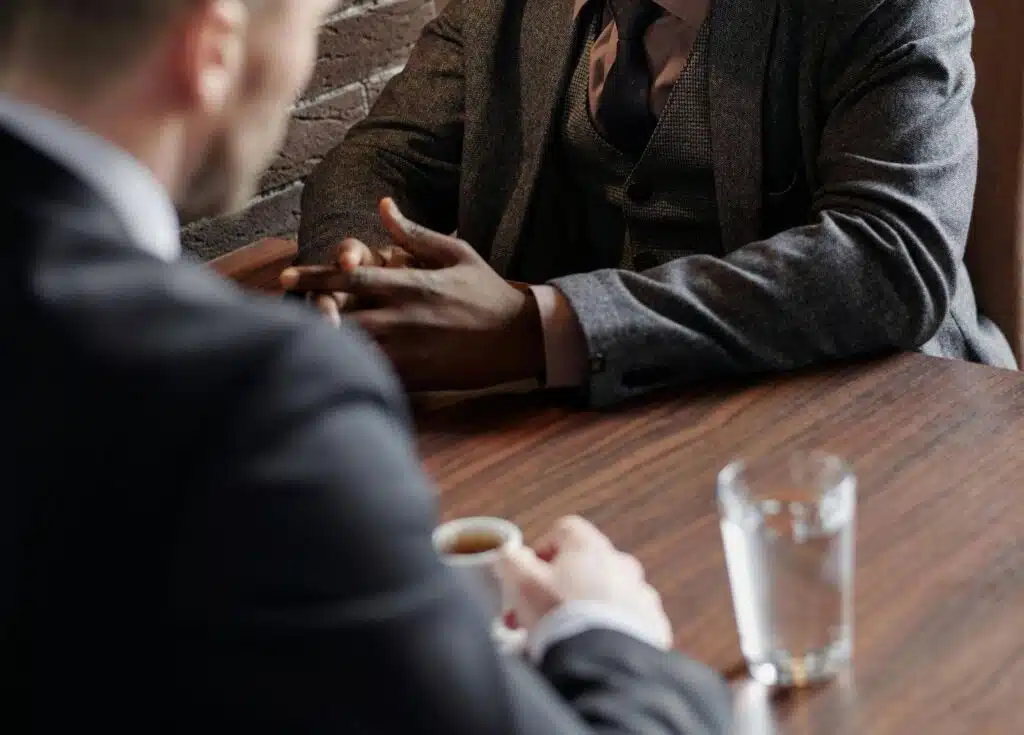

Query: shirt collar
left=573, top=0, right=696, bottom=21
left=0, top=94, right=180, bottom=262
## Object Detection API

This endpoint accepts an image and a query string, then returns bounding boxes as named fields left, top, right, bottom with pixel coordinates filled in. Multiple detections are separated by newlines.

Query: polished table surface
left=413, top=354, right=1024, bottom=734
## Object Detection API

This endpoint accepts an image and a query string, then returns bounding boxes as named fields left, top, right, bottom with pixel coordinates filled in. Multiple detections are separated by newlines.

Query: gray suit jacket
left=299, top=0, right=1016, bottom=406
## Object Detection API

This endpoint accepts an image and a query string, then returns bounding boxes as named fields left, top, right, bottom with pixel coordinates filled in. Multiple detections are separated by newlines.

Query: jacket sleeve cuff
left=526, top=600, right=672, bottom=664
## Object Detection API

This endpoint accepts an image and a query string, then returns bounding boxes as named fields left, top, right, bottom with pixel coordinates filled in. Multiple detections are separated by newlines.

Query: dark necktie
left=594, top=0, right=663, bottom=155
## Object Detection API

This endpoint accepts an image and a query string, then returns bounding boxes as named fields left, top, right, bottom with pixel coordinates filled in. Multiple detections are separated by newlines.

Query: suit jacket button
left=626, top=180, right=652, bottom=203
left=589, top=354, right=606, bottom=374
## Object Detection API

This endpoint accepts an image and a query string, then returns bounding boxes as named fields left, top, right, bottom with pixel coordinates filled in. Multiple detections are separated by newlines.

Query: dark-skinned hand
left=280, top=215, right=416, bottom=326
left=280, top=198, right=545, bottom=392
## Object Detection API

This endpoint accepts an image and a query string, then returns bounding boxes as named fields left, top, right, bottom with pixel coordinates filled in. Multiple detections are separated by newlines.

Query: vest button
left=626, top=180, right=652, bottom=203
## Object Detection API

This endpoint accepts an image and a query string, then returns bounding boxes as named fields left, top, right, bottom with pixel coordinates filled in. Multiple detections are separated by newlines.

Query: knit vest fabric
left=554, top=9, right=720, bottom=272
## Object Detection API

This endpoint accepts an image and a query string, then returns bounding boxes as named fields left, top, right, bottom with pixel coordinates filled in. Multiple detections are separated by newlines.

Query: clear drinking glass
left=717, top=451, right=856, bottom=687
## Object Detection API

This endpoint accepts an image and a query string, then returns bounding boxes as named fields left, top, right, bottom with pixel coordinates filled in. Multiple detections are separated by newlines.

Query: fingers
left=332, top=292, right=358, bottom=312
left=287, top=262, right=440, bottom=304
left=533, top=516, right=598, bottom=561
left=378, top=244, right=416, bottom=268
left=497, top=546, right=559, bottom=623
left=346, top=265, right=443, bottom=302
left=350, top=307, right=406, bottom=334
left=315, top=293, right=341, bottom=327
left=334, top=238, right=376, bottom=271
left=280, top=264, right=349, bottom=292
left=379, top=198, right=474, bottom=267
left=279, top=239, right=382, bottom=291
left=535, top=516, right=644, bottom=581
left=535, top=515, right=612, bottom=559
left=281, top=262, right=424, bottom=297
left=556, top=515, right=611, bottom=548
left=497, top=546, right=552, bottom=588
left=618, top=553, right=644, bottom=582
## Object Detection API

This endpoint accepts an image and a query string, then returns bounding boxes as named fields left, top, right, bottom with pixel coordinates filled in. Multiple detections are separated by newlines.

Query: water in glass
left=718, top=453, right=855, bottom=687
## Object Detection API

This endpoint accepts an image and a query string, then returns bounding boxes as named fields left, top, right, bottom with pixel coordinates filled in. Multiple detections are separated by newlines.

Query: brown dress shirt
left=577, top=0, right=712, bottom=130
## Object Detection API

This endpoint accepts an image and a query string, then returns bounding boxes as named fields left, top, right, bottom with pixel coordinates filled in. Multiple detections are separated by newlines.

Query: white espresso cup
left=433, top=517, right=525, bottom=655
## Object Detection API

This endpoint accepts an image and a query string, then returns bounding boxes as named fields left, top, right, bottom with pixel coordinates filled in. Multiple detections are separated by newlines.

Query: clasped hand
left=281, top=198, right=544, bottom=392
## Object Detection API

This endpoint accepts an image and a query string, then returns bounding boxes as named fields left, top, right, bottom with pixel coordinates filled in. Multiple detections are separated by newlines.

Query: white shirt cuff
left=528, top=285, right=588, bottom=388
left=525, top=600, right=670, bottom=664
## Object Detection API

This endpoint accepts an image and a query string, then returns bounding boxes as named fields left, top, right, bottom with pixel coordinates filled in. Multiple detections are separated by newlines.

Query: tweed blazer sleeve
left=296, top=0, right=467, bottom=264
left=551, top=0, right=979, bottom=406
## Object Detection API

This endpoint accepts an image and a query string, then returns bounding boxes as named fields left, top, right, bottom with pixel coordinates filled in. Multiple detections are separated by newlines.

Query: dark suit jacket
left=0, top=130, right=731, bottom=732
left=299, top=0, right=1017, bottom=406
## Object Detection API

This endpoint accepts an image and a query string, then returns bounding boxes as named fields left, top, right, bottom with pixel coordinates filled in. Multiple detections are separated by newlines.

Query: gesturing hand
left=280, top=233, right=414, bottom=327
left=287, top=198, right=545, bottom=392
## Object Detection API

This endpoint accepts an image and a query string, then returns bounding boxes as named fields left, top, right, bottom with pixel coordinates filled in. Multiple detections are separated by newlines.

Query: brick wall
left=183, top=0, right=438, bottom=261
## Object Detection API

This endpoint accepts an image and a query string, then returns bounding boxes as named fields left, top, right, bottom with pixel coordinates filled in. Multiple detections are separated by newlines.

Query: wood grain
left=415, top=354, right=1024, bottom=734
left=208, top=237, right=297, bottom=293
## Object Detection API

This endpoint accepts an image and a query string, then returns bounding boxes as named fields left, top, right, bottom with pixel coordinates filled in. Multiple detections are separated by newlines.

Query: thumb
left=379, top=197, right=473, bottom=267
left=497, top=547, right=560, bottom=627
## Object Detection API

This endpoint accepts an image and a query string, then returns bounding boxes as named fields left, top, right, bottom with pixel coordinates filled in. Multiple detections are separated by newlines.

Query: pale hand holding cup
left=498, top=516, right=674, bottom=651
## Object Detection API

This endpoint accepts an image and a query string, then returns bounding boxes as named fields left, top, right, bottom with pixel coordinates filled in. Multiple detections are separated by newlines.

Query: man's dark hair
left=0, top=1, right=263, bottom=88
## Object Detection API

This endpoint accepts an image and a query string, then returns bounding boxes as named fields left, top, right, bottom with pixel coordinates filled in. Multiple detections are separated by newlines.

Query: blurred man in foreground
left=0, top=1, right=729, bottom=731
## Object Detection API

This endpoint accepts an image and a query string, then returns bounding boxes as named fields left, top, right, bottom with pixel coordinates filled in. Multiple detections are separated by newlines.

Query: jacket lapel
left=489, top=0, right=582, bottom=274
left=708, top=0, right=777, bottom=251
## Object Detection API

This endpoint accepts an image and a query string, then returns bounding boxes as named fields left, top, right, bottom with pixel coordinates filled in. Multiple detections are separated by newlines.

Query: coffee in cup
left=440, top=529, right=506, bottom=556
left=433, top=517, right=525, bottom=654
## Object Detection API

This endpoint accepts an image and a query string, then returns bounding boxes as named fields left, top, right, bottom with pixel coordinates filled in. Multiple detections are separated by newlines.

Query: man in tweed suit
left=288, top=0, right=1016, bottom=407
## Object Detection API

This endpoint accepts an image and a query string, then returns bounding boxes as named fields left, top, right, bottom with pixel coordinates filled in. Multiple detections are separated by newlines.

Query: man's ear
left=174, top=0, right=250, bottom=115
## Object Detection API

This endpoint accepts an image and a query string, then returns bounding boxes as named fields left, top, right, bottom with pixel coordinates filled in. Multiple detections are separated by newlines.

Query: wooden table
left=414, top=354, right=1024, bottom=734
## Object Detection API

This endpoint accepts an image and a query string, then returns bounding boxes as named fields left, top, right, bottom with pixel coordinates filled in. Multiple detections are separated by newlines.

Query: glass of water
left=717, top=451, right=856, bottom=687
